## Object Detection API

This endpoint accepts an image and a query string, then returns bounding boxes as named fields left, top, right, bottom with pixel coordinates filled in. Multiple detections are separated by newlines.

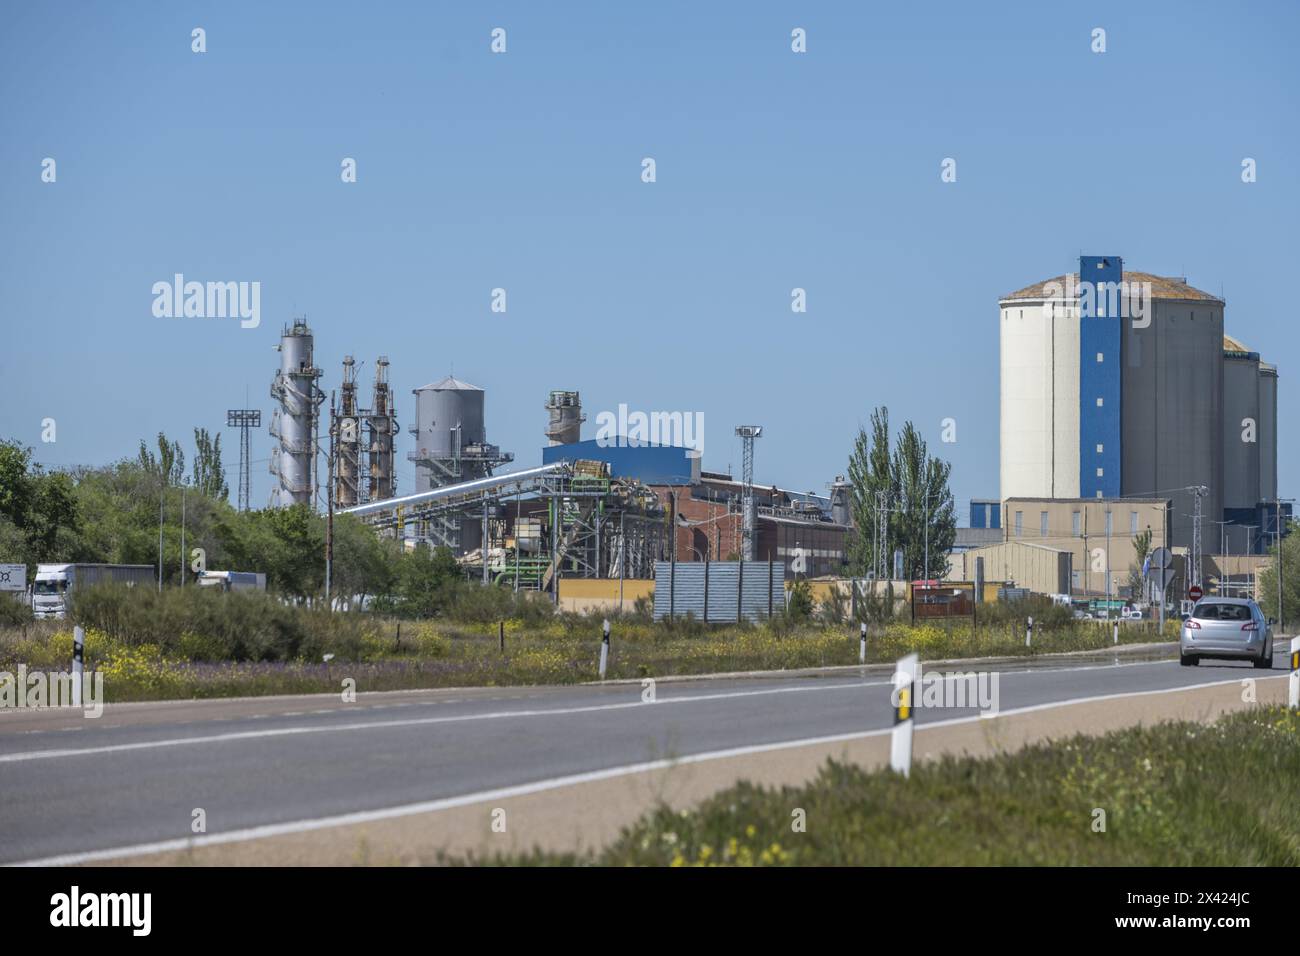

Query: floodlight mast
left=735, top=426, right=763, bottom=561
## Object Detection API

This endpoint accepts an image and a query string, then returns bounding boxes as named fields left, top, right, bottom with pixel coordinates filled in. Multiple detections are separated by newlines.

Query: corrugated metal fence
left=653, top=561, right=786, bottom=622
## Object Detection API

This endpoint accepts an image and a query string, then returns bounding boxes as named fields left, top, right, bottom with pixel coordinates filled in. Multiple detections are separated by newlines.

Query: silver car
left=1179, top=597, right=1273, bottom=668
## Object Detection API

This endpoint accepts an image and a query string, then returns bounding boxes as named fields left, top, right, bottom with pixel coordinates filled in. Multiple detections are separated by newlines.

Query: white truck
left=196, top=570, right=267, bottom=592
left=32, top=563, right=156, bottom=619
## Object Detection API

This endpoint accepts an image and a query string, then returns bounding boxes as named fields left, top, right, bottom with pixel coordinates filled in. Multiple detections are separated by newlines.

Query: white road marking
left=0, top=681, right=883, bottom=764
left=2, top=644, right=1285, bottom=763
left=8, top=672, right=1286, bottom=868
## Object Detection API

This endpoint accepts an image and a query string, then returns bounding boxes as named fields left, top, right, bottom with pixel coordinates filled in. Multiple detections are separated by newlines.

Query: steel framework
left=735, top=425, right=762, bottom=561
left=344, top=463, right=666, bottom=595
left=225, top=409, right=261, bottom=512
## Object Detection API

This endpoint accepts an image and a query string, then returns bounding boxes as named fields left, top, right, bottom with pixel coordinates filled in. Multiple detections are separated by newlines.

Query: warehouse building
left=999, top=256, right=1281, bottom=553
left=950, top=497, right=1172, bottom=598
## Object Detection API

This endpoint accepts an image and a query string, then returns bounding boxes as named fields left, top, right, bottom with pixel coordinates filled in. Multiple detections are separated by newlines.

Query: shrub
left=68, top=582, right=372, bottom=662
left=785, top=580, right=814, bottom=621
left=441, top=582, right=555, bottom=626
left=0, top=594, right=32, bottom=627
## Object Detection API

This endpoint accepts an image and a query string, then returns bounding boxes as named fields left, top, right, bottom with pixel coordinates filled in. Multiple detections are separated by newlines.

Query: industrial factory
left=266, top=320, right=399, bottom=512
left=258, top=318, right=851, bottom=604
left=257, top=250, right=1287, bottom=610
left=954, top=254, right=1288, bottom=601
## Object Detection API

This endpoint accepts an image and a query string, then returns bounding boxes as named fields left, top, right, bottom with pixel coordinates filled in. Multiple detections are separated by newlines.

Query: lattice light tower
left=226, top=409, right=261, bottom=512
left=1191, top=485, right=1209, bottom=589
left=735, top=425, right=763, bottom=561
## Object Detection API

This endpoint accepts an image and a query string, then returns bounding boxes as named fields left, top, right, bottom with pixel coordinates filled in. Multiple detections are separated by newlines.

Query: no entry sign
left=1188, top=585, right=1204, bottom=601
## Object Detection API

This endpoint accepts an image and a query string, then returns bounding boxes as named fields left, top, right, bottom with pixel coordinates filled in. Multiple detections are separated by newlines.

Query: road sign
left=1188, top=584, right=1203, bottom=601
left=0, top=563, right=26, bottom=592
left=1146, top=547, right=1175, bottom=589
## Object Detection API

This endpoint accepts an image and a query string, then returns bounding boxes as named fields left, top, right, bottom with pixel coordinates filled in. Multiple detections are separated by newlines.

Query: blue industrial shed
left=541, top=439, right=700, bottom=486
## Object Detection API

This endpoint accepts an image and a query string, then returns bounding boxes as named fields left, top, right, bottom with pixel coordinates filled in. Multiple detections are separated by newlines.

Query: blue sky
left=2, top=1, right=1296, bottom=515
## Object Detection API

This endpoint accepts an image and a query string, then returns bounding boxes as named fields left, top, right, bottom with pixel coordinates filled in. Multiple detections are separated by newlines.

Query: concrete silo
left=996, top=258, right=1280, bottom=552
left=1222, top=337, right=1278, bottom=553
left=1259, top=364, right=1278, bottom=503
left=999, top=286, right=1080, bottom=499
left=1222, top=342, right=1261, bottom=515
left=269, top=319, right=324, bottom=508
left=1117, top=275, right=1224, bottom=551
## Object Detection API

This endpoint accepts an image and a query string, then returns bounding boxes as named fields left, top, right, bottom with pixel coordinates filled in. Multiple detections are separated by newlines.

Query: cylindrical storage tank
left=270, top=321, right=321, bottom=505
left=1222, top=351, right=1261, bottom=511
left=999, top=294, right=1080, bottom=500
left=1259, top=365, right=1277, bottom=502
left=1124, top=299, right=1223, bottom=550
left=412, top=377, right=487, bottom=489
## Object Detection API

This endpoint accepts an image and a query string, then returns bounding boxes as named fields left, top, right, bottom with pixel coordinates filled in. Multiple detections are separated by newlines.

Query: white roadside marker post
left=890, top=652, right=918, bottom=777
left=1113, top=619, right=1119, bottom=645
left=859, top=621, right=867, bottom=664
left=72, top=625, right=84, bottom=709
left=599, top=618, right=610, bottom=680
left=1025, top=615, right=1033, bottom=649
left=1290, top=636, right=1299, bottom=709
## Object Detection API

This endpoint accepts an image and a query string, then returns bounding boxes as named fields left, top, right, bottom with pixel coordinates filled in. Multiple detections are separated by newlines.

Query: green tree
left=25, top=471, right=80, bottom=561
left=0, top=440, right=81, bottom=564
left=845, top=408, right=955, bottom=581
left=218, top=504, right=325, bottom=600
left=1257, top=527, right=1298, bottom=629
left=378, top=543, right=462, bottom=618
left=192, top=428, right=228, bottom=501
left=331, top=514, right=396, bottom=608
left=846, top=408, right=894, bottom=576
left=1128, top=527, right=1153, bottom=600
left=890, top=421, right=955, bottom=581
left=0, top=440, right=35, bottom=526
left=137, top=432, right=185, bottom=487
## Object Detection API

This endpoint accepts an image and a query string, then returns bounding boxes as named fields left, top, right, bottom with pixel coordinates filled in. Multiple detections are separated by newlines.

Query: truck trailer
left=32, top=563, right=156, bottom=619
left=196, top=570, right=267, bottom=592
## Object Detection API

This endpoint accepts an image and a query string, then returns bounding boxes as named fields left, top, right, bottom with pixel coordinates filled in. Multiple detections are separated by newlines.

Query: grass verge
left=0, top=612, right=1176, bottom=702
left=442, top=706, right=1300, bottom=866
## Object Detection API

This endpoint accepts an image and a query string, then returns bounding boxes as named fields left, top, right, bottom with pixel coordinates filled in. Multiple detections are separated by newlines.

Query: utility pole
left=482, top=495, right=490, bottom=586
left=919, top=491, right=948, bottom=583
left=1276, top=496, right=1294, bottom=634
left=874, top=490, right=896, bottom=582
left=325, top=390, right=336, bottom=608
left=924, top=495, right=930, bottom=583
left=180, top=482, right=187, bottom=587
left=1105, top=503, right=1112, bottom=613
left=157, top=490, right=164, bottom=592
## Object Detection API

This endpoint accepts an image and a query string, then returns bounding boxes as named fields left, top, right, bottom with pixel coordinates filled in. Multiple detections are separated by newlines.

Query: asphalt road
left=0, top=640, right=1290, bottom=865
